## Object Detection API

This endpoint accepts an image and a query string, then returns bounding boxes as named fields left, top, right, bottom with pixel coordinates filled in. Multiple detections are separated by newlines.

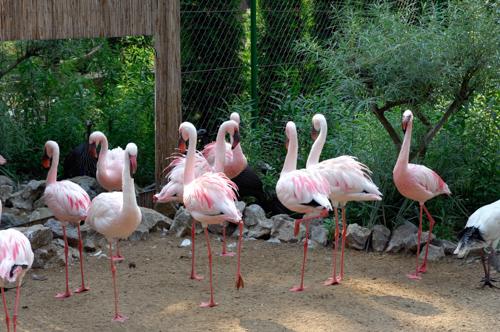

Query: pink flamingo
left=306, top=114, right=382, bottom=285
left=42, top=141, right=91, bottom=298
left=1, top=156, right=34, bottom=332
left=155, top=120, right=240, bottom=267
left=86, top=143, right=141, bottom=322
left=276, top=121, right=332, bottom=292
left=88, top=131, right=127, bottom=261
left=393, top=110, right=451, bottom=280
left=180, top=121, right=244, bottom=307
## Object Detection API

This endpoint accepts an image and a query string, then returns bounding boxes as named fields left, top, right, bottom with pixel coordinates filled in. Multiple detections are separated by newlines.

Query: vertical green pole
left=250, top=0, right=258, bottom=114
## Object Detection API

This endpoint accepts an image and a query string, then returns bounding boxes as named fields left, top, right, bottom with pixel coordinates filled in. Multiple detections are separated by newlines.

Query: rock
left=29, top=207, right=54, bottom=223
left=170, top=207, right=202, bottom=237
left=16, top=225, right=53, bottom=249
left=128, top=224, right=150, bottom=241
left=405, top=231, right=431, bottom=252
left=0, top=184, right=14, bottom=202
left=270, top=214, right=304, bottom=243
left=236, top=201, right=246, bottom=215
left=371, top=224, right=391, bottom=252
left=385, top=221, right=418, bottom=253
left=419, top=244, right=445, bottom=261
left=247, top=216, right=273, bottom=240
left=243, top=204, right=266, bottom=227
left=310, top=224, right=328, bottom=246
left=7, top=180, right=45, bottom=210
left=346, top=223, right=371, bottom=250
left=267, top=237, right=281, bottom=244
left=432, top=238, right=457, bottom=255
left=44, top=219, right=97, bottom=249
left=32, top=246, right=57, bottom=269
left=0, top=212, right=30, bottom=229
left=0, top=175, right=15, bottom=187
left=52, top=239, right=80, bottom=262
left=138, top=207, right=171, bottom=232
left=69, top=176, right=105, bottom=199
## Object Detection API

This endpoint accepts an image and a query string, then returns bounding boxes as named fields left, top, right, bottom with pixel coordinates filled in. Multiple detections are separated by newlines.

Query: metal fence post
left=250, top=0, right=258, bottom=114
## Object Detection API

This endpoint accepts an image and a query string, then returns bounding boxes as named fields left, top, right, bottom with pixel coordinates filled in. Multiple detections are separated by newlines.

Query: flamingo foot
left=74, top=286, right=90, bottom=293
left=236, top=274, right=244, bottom=289
left=289, top=285, right=306, bottom=292
left=200, top=301, right=218, bottom=308
left=418, top=263, right=427, bottom=274
left=220, top=251, right=236, bottom=257
left=323, top=276, right=341, bottom=286
left=112, top=314, right=129, bottom=322
left=55, top=291, right=72, bottom=299
left=406, top=273, right=422, bottom=280
left=112, top=255, right=124, bottom=262
left=190, top=272, right=203, bottom=281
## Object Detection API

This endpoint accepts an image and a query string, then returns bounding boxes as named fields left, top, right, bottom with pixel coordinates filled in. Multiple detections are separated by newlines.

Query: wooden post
left=154, top=0, right=181, bottom=189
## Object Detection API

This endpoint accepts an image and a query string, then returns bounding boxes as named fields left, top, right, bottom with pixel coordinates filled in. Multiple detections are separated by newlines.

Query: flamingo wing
left=276, top=170, right=332, bottom=211
left=202, top=141, right=233, bottom=166
left=86, top=192, right=123, bottom=237
left=408, top=164, right=450, bottom=196
left=0, top=229, right=34, bottom=283
left=104, top=147, right=125, bottom=172
left=44, top=180, right=91, bottom=221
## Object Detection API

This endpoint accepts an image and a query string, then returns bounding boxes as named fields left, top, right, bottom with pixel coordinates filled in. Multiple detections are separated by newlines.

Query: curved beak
left=285, top=137, right=289, bottom=150
left=88, top=142, right=97, bottom=159
left=129, top=155, right=137, bottom=176
left=311, top=126, right=319, bottom=141
left=231, top=130, right=240, bottom=150
left=152, top=194, right=158, bottom=203
left=42, top=149, right=51, bottom=169
left=178, top=136, right=187, bottom=153
left=402, top=115, right=411, bottom=133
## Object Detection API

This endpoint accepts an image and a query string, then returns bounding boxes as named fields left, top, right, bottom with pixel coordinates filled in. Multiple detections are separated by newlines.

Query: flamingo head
left=230, top=112, right=241, bottom=125
left=88, top=142, right=97, bottom=158
left=401, top=110, right=413, bottom=133
left=311, top=114, right=325, bottom=141
left=178, top=122, right=196, bottom=153
left=42, top=141, right=57, bottom=169
left=231, top=128, right=240, bottom=150
left=284, top=121, right=296, bottom=150
left=126, top=143, right=138, bottom=176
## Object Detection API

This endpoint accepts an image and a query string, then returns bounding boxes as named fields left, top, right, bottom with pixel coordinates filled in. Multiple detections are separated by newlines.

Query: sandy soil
left=2, top=233, right=498, bottom=332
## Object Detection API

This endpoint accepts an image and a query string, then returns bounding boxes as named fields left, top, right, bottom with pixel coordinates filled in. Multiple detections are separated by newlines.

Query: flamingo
left=0, top=155, right=5, bottom=165
left=1, top=200, right=34, bottom=332
left=393, top=110, right=451, bottom=280
left=276, top=121, right=332, bottom=292
left=454, top=199, right=500, bottom=288
left=180, top=122, right=244, bottom=307
left=88, top=131, right=126, bottom=261
left=42, top=140, right=91, bottom=298
left=154, top=120, right=239, bottom=264
left=306, top=114, right=382, bottom=285
left=86, top=143, right=141, bottom=322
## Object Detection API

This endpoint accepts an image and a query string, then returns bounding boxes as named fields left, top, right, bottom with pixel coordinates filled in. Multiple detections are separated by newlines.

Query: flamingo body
left=89, top=131, right=124, bottom=191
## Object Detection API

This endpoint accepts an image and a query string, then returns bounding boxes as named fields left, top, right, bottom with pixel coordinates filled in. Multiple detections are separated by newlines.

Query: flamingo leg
left=1, top=287, right=10, bottom=332
left=12, top=281, right=21, bottom=332
left=407, top=204, right=423, bottom=280
left=74, top=224, right=90, bottom=293
left=109, top=243, right=128, bottom=322
left=190, top=219, right=203, bottom=281
left=338, top=207, right=347, bottom=282
left=55, top=225, right=72, bottom=299
left=290, top=220, right=310, bottom=292
left=235, top=222, right=244, bottom=289
left=200, top=227, right=218, bottom=308
left=324, top=208, right=340, bottom=286
left=419, top=205, right=436, bottom=273
left=112, top=240, right=124, bottom=262
left=220, top=223, right=235, bottom=257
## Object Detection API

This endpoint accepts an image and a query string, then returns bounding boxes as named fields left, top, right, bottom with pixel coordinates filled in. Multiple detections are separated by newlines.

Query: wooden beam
left=154, top=0, right=181, bottom=189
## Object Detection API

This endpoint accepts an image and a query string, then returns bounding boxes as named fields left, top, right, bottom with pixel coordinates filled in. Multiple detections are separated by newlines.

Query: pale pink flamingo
left=88, top=131, right=127, bottom=261
left=86, top=143, right=141, bottom=322
left=0, top=155, right=6, bottom=165
left=42, top=141, right=91, bottom=298
left=306, top=114, right=382, bottom=285
left=276, top=121, right=332, bottom=292
left=154, top=120, right=240, bottom=265
left=0, top=207, right=34, bottom=332
left=393, top=110, right=451, bottom=280
left=180, top=121, right=244, bottom=307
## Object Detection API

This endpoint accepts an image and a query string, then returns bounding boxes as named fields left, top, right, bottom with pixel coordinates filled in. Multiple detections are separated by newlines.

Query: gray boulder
left=236, top=201, right=246, bottom=215
left=385, top=221, right=418, bottom=253
left=432, top=238, right=457, bottom=255
left=270, top=214, right=304, bottom=243
left=0, top=212, right=30, bottom=229
left=69, top=176, right=105, bottom=199
left=170, top=207, right=202, bottom=237
left=0, top=184, right=14, bottom=202
left=419, top=244, right=445, bottom=261
left=0, top=175, right=15, bottom=187
left=7, top=180, right=45, bottom=210
left=32, top=245, right=57, bottom=269
left=29, top=207, right=54, bottom=224
left=310, top=224, right=328, bottom=246
left=371, top=224, right=391, bottom=252
left=16, top=225, right=53, bottom=249
left=140, top=207, right=171, bottom=231
left=346, top=223, right=371, bottom=250
left=243, top=204, right=266, bottom=227
left=248, top=217, right=273, bottom=239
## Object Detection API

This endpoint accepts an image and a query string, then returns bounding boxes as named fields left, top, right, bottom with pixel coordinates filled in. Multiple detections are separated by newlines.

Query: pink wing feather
left=0, top=229, right=34, bottom=284
left=44, top=180, right=91, bottom=223
left=408, top=164, right=451, bottom=196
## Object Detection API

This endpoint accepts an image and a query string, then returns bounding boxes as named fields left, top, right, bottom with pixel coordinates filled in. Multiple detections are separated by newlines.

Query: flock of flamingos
left=0, top=110, right=499, bottom=330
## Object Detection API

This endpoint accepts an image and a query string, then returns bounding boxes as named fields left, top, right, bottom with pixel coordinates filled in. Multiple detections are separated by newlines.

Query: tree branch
left=412, top=108, right=432, bottom=128
left=372, top=105, right=402, bottom=148
left=0, top=47, right=40, bottom=80
left=378, top=98, right=413, bottom=113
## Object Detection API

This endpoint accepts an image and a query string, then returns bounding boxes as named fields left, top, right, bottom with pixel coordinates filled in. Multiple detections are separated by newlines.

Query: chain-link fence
left=180, top=0, right=421, bottom=135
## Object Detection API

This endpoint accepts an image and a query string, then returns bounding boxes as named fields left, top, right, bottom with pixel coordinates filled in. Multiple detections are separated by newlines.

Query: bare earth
left=3, top=233, right=498, bottom=332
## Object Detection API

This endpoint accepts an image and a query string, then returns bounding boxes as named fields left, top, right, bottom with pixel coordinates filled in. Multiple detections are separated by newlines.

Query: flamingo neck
left=306, top=118, right=327, bottom=167
left=214, top=122, right=233, bottom=172
left=121, top=153, right=137, bottom=212
left=282, top=128, right=298, bottom=174
left=46, top=144, right=60, bottom=185
left=395, top=121, right=413, bottom=172
left=183, top=126, right=198, bottom=185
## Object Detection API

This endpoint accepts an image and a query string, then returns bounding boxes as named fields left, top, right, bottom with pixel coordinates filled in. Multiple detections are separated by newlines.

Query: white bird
left=1, top=195, right=34, bottom=332
left=454, top=199, right=500, bottom=288
left=86, top=143, right=142, bottom=322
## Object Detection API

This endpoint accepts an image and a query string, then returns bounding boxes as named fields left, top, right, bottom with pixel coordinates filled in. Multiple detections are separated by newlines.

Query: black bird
left=63, top=120, right=98, bottom=179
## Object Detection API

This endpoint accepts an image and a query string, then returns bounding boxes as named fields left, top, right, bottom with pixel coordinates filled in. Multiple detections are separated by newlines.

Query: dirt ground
left=2, top=232, right=498, bottom=332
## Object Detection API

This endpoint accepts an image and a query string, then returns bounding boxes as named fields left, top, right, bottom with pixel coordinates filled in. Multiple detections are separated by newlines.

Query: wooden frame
left=0, top=0, right=181, bottom=188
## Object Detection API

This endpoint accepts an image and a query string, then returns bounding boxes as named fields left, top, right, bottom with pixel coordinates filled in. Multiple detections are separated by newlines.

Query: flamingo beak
left=129, top=155, right=137, bottom=176
left=285, top=137, right=289, bottom=150
left=311, top=126, right=319, bottom=141
left=231, top=130, right=240, bottom=150
left=88, top=142, right=97, bottom=159
left=178, top=136, right=187, bottom=153
left=42, top=150, right=51, bottom=169
left=152, top=195, right=158, bottom=203
left=402, top=116, right=410, bottom=133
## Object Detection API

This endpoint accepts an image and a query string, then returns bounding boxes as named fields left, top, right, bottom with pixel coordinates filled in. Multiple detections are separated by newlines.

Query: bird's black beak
left=232, top=130, right=240, bottom=150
